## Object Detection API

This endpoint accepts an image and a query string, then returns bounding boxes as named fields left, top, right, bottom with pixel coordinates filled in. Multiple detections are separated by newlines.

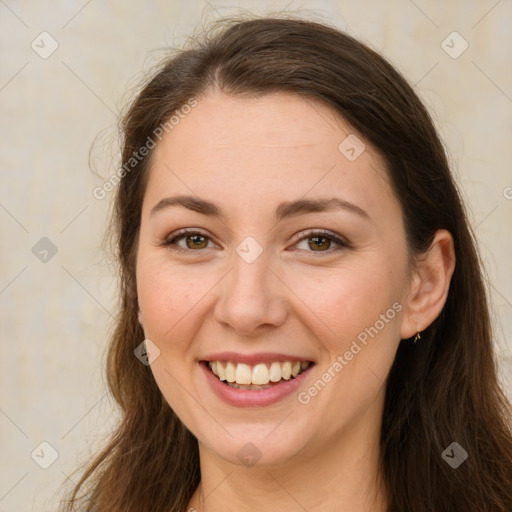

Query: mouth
left=201, top=359, right=314, bottom=390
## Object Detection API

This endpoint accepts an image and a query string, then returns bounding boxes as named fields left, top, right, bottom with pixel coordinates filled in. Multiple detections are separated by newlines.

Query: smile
left=206, top=360, right=312, bottom=390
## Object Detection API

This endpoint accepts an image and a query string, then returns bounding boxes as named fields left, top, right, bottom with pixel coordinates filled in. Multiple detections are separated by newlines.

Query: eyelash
left=161, top=228, right=350, bottom=255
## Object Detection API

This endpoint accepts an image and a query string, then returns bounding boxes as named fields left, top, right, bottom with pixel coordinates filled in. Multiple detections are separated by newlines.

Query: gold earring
left=413, top=331, right=421, bottom=343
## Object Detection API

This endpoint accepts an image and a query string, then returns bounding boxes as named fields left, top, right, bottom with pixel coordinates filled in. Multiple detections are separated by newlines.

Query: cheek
left=136, top=261, right=208, bottom=337
left=136, top=263, right=210, bottom=426
left=286, top=261, right=403, bottom=405
left=135, top=259, right=225, bottom=390
left=287, top=260, right=401, bottom=341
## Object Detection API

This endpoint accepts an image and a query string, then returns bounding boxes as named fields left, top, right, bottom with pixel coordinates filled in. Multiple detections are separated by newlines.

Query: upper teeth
left=208, top=361, right=310, bottom=385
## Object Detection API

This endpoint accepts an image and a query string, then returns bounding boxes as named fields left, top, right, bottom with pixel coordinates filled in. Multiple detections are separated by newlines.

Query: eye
left=161, top=228, right=349, bottom=255
left=292, top=229, right=350, bottom=254
left=161, top=228, right=217, bottom=253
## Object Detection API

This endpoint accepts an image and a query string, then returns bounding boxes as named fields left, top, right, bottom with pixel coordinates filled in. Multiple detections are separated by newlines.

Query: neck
left=187, top=392, right=389, bottom=512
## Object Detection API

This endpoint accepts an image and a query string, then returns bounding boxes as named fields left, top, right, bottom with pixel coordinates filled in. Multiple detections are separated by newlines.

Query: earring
left=413, top=331, right=421, bottom=343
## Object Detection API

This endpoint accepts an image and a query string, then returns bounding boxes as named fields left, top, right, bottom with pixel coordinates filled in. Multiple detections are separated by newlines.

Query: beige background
left=1, top=1, right=511, bottom=510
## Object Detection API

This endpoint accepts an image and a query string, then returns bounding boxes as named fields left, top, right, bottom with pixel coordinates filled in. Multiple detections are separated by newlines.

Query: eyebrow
left=150, top=194, right=370, bottom=222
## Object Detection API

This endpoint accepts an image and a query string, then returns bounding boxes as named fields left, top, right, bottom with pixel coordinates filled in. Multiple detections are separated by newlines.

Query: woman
left=60, top=14, right=512, bottom=512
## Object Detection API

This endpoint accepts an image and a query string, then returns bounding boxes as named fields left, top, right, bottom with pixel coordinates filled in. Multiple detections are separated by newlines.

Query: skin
left=136, top=90, right=455, bottom=511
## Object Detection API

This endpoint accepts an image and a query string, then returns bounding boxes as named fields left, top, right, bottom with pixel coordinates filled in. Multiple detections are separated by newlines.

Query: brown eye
left=162, top=229, right=215, bottom=253
left=307, top=235, right=332, bottom=251
left=183, top=234, right=208, bottom=249
left=293, top=230, right=349, bottom=254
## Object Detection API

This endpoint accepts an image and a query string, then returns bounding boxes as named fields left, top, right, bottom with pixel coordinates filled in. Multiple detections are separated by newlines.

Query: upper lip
left=201, top=352, right=315, bottom=365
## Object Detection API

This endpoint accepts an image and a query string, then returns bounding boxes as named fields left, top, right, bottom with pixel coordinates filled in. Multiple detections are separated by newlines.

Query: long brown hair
left=59, top=13, right=512, bottom=512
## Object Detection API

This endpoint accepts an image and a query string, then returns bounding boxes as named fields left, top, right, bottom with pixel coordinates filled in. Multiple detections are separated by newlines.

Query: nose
left=213, top=248, right=289, bottom=336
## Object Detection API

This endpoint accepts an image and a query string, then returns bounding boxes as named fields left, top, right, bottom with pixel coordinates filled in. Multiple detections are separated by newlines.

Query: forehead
left=155, top=90, right=363, bottom=159
left=143, top=91, right=398, bottom=223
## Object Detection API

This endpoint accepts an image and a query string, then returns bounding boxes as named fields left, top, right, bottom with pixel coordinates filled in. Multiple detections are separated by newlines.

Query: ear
left=400, top=229, right=456, bottom=339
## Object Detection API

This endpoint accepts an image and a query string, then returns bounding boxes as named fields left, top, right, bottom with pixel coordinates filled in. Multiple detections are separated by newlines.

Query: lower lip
left=200, top=362, right=313, bottom=407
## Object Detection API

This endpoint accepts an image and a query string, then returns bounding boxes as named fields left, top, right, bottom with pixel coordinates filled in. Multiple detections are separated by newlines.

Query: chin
left=192, top=419, right=317, bottom=469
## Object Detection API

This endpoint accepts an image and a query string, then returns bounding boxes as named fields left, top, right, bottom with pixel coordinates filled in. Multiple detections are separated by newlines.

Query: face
left=136, top=91, right=412, bottom=467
